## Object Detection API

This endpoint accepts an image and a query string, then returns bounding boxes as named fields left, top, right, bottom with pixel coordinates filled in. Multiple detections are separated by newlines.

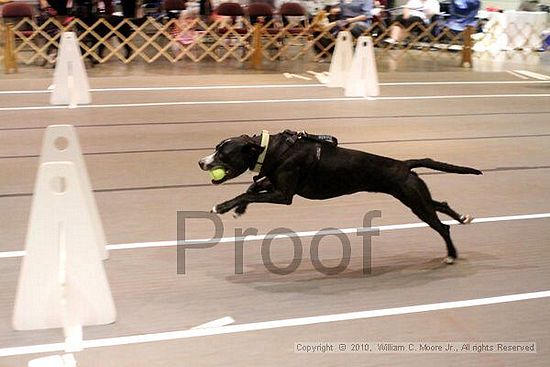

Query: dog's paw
left=212, top=202, right=233, bottom=214
left=443, top=256, right=456, bottom=265
left=459, top=214, right=473, bottom=224
left=233, top=205, right=247, bottom=218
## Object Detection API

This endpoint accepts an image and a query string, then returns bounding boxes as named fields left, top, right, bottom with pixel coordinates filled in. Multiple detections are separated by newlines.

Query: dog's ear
left=240, top=134, right=254, bottom=142
left=242, top=142, right=263, bottom=156
left=240, top=135, right=263, bottom=156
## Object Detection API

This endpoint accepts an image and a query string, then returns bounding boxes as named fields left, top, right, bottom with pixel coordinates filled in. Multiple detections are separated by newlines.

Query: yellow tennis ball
left=209, top=167, right=226, bottom=181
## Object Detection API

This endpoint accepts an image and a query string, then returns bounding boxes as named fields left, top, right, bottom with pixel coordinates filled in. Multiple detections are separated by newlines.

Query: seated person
left=312, top=0, right=373, bottom=58
left=384, top=0, right=440, bottom=43
left=39, top=0, right=70, bottom=17
left=173, top=6, right=200, bottom=47
left=371, top=0, right=391, bottom=27
left=328, top=0, right=374, bottom=38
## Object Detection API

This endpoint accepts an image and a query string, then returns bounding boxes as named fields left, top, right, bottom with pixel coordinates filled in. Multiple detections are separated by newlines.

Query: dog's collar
left=252, top=130, right=270, bottom=173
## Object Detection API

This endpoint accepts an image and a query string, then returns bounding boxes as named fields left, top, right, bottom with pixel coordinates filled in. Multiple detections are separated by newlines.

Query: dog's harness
left=251, top=129, right=338, bottom=177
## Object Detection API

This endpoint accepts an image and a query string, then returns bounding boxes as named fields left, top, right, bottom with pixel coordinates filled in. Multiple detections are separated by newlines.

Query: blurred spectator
left=313, top=0, right=373, bottom=59
left=518, top=0, right=540, bottom=11
left=329, top=0, right=374, bottom=38
left=102, top=0, right=114, bottom=15
left=371, top=0, right=389, bottom=26
left=121, top=0, right=137, bottom=17
left=249, top=0, right=278, bottom=8
left=299, top=0, right=341, bottom=17
left=444, top=0, right=479, bottom=32
left=172, top=5, right=199, bottom=52
left=39, top=0, right=69, bottom=15
left=72, top=0, right=96, bottom=19
left=36, top=0, right=72, bottom=66
left=200, top=0, right=213, bottom=18
left=384, top=0, right=439, bottom=43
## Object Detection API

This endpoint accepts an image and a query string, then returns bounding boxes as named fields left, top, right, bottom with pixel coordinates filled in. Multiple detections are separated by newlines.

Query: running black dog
left=199, top=130, right=482, bottom=264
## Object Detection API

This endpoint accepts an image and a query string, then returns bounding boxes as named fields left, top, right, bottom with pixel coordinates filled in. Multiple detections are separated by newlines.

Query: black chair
left=216, top=1, right=246, bottom=33
left=163, top=0, right=187, bottom=18
left=1, top=2, right=35, bottom=36
left=279, top=2, right=307, bottom=29
left=217, top=2, right=245, bottom=18
left=2, top=2, right=37, bottom=63
left=247, top=2, right=274, bottom=26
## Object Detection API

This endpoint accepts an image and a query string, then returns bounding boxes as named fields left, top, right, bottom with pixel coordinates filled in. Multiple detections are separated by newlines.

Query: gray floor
left=0, top=68, right=549, bottom=366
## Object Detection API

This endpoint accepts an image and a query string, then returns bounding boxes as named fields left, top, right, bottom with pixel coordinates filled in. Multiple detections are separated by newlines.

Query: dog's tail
left=405, top=158, right=482, bottom=175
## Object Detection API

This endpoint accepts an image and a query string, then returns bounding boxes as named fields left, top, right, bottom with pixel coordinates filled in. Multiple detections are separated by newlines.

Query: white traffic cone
left=345, top=36, right=380, bottom=97
left=12, top=161, right=116, bottom=332
left=39, top=125, right=108, bottom=260
left=327, top=31, right=354, bottom=88
left=50, top=32, right=91, bottom=106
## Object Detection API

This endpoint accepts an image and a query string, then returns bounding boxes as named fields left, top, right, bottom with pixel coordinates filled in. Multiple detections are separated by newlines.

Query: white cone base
left=28, top=354, right=77, bottom=367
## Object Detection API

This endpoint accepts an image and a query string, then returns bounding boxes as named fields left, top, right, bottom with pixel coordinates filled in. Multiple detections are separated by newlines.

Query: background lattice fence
left=0, top=15, right=485, bottom=69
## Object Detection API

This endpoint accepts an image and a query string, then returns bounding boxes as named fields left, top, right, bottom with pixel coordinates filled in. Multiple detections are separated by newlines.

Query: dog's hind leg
left=432, top=201, right=473, bottom=224
left=407, top=201, right=458, bottom=264
left=395, top=175, right=458, bottom=263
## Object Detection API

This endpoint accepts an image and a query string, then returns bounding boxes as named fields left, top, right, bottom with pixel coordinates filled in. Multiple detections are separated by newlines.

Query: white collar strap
left=252, top=130, right=270, bottom=173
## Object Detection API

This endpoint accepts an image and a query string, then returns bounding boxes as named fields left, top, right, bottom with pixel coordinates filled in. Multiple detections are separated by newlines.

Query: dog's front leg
left=213, top=169, right=299, bottom=215
left=212, top=190, right=293, bottom=215
left=234, top=178, right=274, bottom=217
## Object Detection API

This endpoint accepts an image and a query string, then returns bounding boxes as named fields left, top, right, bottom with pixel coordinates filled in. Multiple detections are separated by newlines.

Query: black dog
left=199, top=130, right=482, bottom=264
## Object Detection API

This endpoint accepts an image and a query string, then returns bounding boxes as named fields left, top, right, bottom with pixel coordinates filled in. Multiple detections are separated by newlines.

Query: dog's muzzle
left=198, top=153, right=216, bottom=171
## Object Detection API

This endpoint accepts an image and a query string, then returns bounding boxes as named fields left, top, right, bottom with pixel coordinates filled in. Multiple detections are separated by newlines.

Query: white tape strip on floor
left=506, top=70, right=529, bottom=80
left=513, top=70, right=550, bottom=81
left=1, top=94, right=550, bottom=112
left=0, top=290, right=548, bottom=357
left=1, top=212, right=549, bottom=259
left=191, top=317, right=235, bottom=329
left=1, top=80, right=550, bottom=95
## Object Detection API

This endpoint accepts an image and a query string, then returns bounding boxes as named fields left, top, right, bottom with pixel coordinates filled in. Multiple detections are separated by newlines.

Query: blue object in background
left=445, top=0, right=481, bottom=31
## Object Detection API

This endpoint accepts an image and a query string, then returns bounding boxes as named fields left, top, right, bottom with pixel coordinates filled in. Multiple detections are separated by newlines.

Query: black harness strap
left=298, top=131, right=338, bottom=147
left=253, top=130, right=338, bottom=181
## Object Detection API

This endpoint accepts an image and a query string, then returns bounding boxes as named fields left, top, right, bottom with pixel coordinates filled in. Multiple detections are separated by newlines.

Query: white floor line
left=1, top=212, right=549, bottom=259
left=0, top=84, right=321, bottom=95
left=513, top=70, right=550, bottom=81
left=1, top=290, right=548, bottom=357
left=1, top=80, right=549, bottom=95
left=1, top=93, right=550, bottom=112
left=379, top=80, right=550, bottom=85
